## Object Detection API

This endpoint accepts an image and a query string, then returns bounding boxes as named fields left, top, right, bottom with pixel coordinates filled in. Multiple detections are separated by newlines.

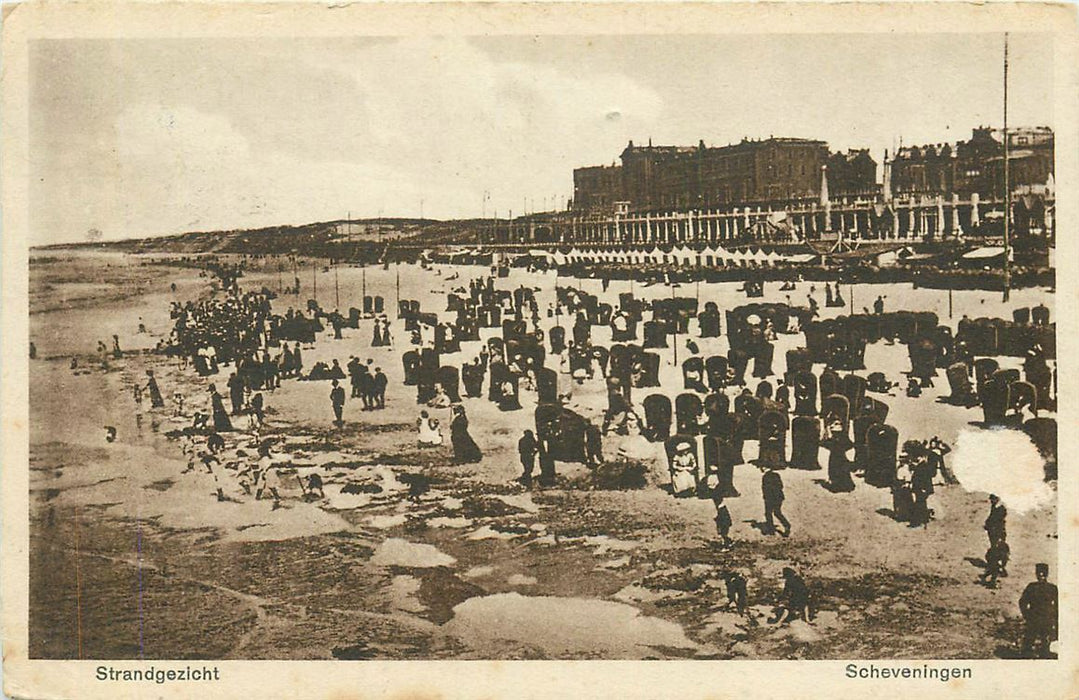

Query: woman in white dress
left=669, top=440, right=699, bottom=498
left=417, top=410, right=443, bottom=446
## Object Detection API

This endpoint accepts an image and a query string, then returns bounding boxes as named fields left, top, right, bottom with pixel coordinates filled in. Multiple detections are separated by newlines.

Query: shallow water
left=443, top=592, right=699, bottom=658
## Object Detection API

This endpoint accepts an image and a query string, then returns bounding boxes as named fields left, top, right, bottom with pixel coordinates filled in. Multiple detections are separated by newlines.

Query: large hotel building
left=481, top=127, right=1053, bottom=246
left=572, top=127, right=1052, bottom=216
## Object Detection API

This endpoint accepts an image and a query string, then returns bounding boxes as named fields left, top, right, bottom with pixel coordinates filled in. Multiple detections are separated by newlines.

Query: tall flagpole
left=1003, top=32, right=1011, bottom=302
left=334, top=258, right=340, bottom=310
left=671, top=280, right=678, bottom=367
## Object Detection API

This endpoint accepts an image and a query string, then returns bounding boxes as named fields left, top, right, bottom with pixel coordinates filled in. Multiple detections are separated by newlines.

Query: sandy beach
left=27, top=251, right=1056, bottom=660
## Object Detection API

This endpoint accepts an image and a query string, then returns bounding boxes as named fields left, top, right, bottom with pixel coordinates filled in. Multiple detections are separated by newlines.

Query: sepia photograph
left=2, top=2, right=1077, bottom=698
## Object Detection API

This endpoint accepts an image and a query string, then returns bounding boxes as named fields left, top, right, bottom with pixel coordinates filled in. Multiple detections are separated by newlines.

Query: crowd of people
left=95, top=256, right=1057, bottom=657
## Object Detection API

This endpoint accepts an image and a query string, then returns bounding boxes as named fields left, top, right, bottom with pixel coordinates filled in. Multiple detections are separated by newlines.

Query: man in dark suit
left=517, top=430, right=539, bottom=487
left=330, top=379, right=346, bottom=427
left=1019, top=563, right=1058, bottom=658
left=373, top=367, right=388, bottom=409
left=984, top=494, right=1007, bottom=548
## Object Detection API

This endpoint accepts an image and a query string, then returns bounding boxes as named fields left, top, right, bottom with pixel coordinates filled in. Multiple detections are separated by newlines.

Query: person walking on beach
left=373, top=367, right=388, bottom=409
left=517, top=429, right=539, bottom=486
left=380, top=318, right=393, bottom=347
left=709, top=476, right=733, bottom=550
left=330, top=379, right=346, bottom=427
left=985, top=494, right=1007, bottom=548
left=449, top=404, right=483, bottom=464
left=145, top=369, right=165, bottom=408
left=907, top=442, right=936, bottom=528
left=360, top=367, right=375, bottom=410
left=208, top=384, right=233, bottom=432
left=761, top=464, right=790, bottom=537
left=227, top=371, right=246, bottom=415
left=980, top=539, right=1009, bottom=588
left=347, top=357, right=362, bottom=398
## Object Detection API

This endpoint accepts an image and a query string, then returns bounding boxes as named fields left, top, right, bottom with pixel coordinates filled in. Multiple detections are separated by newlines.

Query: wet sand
left=28, top=252, right=1056, bottom=660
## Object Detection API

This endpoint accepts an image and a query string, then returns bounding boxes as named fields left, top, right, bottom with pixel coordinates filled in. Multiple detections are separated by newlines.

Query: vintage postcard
left=2, top=2, right=1076, bottom=698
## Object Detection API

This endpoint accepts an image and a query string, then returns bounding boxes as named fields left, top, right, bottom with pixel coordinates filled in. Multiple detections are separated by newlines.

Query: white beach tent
left=528, top=249, right=552, bottom=265
left=741, top=248, right=763, bottom=267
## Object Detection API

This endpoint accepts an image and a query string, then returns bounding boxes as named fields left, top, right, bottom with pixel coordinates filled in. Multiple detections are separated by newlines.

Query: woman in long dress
left=449, top=404, right=482, bottom=464
left=209, top=384, right=233, bottom=432
left=417, top=410, right=443, bottom=446
left=823, top=419, right=855, bottom=492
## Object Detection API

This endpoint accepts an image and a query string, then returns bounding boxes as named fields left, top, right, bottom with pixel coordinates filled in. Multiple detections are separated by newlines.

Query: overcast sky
left=30, top=33, right=1053, bottom=244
